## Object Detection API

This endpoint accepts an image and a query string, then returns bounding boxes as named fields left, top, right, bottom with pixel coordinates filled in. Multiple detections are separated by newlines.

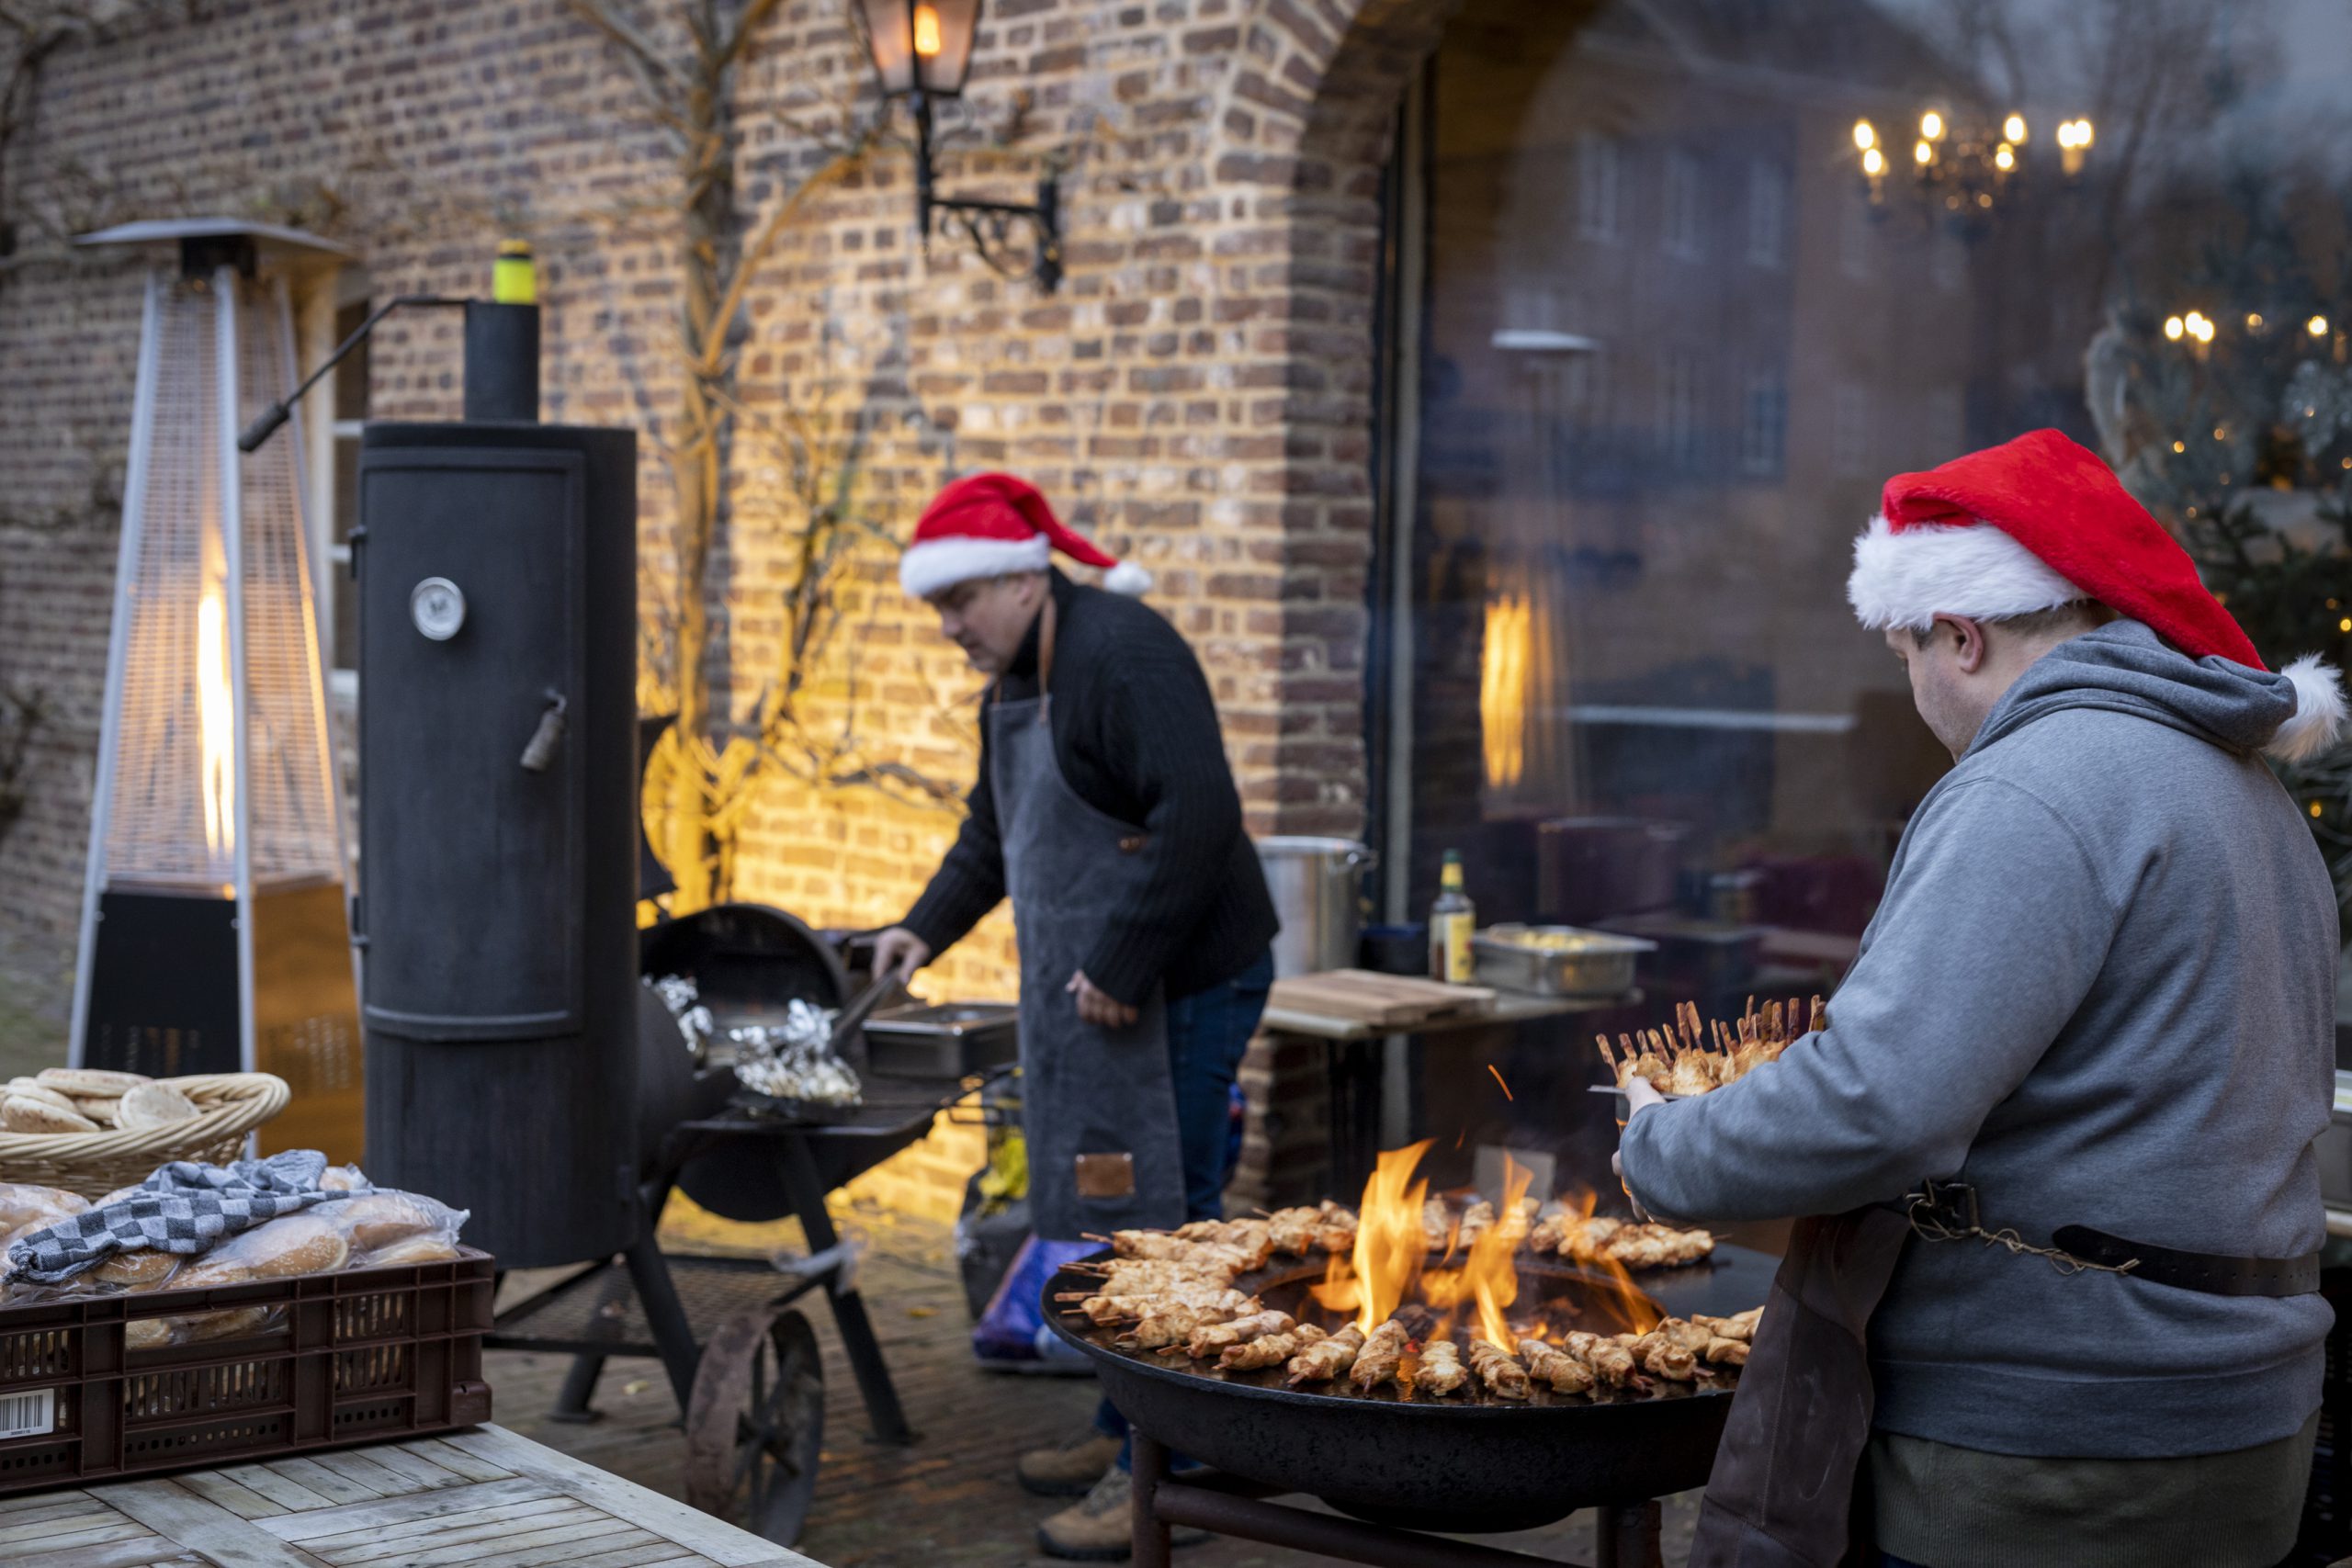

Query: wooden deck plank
left=0, top=1521, right=152, bottom=1555
left=0, top=1491, right=96, bottom=1518
left=256, top=1481, right=565, bottom=1545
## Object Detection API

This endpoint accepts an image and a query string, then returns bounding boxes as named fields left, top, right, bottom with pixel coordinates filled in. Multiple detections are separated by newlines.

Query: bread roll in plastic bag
left=314, top=1189, right=469, bottom=1267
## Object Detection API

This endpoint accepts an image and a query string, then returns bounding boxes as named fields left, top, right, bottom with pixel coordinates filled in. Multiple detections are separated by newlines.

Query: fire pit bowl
left=1046, top=1244, right=1775, bottom=1534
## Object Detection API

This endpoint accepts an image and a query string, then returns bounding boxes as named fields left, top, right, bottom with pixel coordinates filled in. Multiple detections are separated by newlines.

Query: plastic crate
left=0, top=1247, right=492, bottom=1495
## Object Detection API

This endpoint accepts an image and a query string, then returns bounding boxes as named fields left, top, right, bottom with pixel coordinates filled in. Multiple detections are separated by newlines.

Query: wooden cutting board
left=1267, top=970, right=1497, bottom=1028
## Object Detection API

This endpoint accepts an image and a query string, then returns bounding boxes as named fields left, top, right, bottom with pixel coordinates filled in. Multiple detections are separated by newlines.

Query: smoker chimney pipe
left=461, top=302, right=539, bottom=423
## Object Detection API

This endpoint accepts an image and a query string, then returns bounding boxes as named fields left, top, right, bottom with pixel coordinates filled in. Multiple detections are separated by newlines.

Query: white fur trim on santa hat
left=2269, top=654, right=2348, bottom=762
left=899, top=535, right=1053, bottom=600
left=1847, top=514, right=2083, bottom=631
left=1102, top=560, right=1154, bottom=596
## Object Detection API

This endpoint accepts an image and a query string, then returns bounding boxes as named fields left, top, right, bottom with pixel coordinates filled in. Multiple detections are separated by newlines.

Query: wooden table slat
left=445, top=1426, right=815, bottom=1568
left=1, top=1425, right=807, bottom=1568
left=259, top=1482, right=567, bottom=1546
left=89, top=1481, right=333, bottom=1568
left=1, top=1521, right=153, bottom=1554
left=351, top=1514, right=645, bottom=1568
left=399, top=1437, right=514, bottom=1484
left=311, top=1499, right=586, bottom=1564
left=258, top=1459, right=381, bottom=1508
left=0, top=1500, right=119, bottom=1540
left=174, top=1472, right=288, bottom=1520
left=337, top=1440, right=470, bottom=1494
left=17, top=1537, right=199, bottom=1568
left=0, top=1491, right=96, bottom=1520
left=298, top=1450, right=419, bottom=1499
left=213, top=1464, right=335, bottom=1514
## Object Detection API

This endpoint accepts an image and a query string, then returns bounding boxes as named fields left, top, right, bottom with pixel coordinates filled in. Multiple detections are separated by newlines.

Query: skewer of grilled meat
left=1286, top=1323, right=1366, bottom=1385
left=1519, top=1337, right=1596, bottom=1394
left=1115, top=1303, right=1249, bottom=1351
left=1061, top=1286, right=1256, bottom=1325
left=1350, top=1319, right=1411, bottom=1391
left=1171, top=1308, right=1293, bottom=1359
left=1223, top=1323, right=1321, bottom=1371
left=1466, top=1337, right=1530, bottom=1400
left=1414, top=1337, right=1470, bottom=1396
left=1560, top=1329, right=1639, bottom=1388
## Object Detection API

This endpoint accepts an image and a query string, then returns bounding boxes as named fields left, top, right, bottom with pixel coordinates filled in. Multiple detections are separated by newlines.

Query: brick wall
left=0, top=0, right=1460, bottom=1204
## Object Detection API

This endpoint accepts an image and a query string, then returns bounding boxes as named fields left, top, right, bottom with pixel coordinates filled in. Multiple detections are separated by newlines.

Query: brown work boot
left=1016, top=1424, right=1125, bottom=1497
left=1038, top=1469, right=1207, bottom=1560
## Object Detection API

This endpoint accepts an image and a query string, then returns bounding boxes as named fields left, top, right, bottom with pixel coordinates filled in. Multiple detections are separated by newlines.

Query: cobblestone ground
left=490, top=1198, right=1703, bottom=1568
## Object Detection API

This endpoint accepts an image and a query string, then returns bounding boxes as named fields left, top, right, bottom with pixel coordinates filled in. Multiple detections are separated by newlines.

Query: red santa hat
left=899, top=471, right=1152, bottom=600
left=1848, top=428, right=2346, bottom=761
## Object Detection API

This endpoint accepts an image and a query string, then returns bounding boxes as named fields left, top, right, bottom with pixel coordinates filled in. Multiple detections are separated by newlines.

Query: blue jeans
left=1166, top=952, right=1274, bottom=1222
left=1096, top=950, right=1276, bottom=1464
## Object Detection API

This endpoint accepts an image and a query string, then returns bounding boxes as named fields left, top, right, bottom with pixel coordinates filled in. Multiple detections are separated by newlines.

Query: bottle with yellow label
left=1429, top=850, right=1476, bottom=984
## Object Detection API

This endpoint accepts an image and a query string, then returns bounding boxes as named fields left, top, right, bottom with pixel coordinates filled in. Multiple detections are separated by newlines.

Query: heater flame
left=196, top=534, right=235, bottom=873
left=1312, top=1142, right=1661, bottom=1345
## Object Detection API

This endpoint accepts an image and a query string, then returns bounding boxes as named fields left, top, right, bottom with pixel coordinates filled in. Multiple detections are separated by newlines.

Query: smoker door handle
left=519, top=689, right=568, bottom=772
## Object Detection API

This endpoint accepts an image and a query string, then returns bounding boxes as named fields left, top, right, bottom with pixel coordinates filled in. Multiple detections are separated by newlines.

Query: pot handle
left=1339, top=847, right=1378, bottom=874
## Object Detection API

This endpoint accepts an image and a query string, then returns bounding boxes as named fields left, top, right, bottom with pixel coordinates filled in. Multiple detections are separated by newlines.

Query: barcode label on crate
left=0, top=1390, right=53, bottom=1440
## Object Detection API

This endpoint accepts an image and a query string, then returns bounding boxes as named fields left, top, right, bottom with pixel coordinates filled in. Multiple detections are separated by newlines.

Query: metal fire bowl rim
left=1046, top=1251, right=1740, bottom=1417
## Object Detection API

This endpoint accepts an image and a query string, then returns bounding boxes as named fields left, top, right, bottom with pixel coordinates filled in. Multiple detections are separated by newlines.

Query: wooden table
left=0, top=1423, right=823, bottom=1568
left=1258, top=986, right=1640, bottom=1193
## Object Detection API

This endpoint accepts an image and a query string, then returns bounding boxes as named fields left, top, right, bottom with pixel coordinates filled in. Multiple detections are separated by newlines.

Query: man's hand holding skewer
left=1612, top=1076, right=1666, bottom=1223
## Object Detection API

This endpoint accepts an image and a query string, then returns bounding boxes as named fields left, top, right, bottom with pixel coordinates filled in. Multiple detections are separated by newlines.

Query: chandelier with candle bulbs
left=1852, top=107, right=2093, bottom=225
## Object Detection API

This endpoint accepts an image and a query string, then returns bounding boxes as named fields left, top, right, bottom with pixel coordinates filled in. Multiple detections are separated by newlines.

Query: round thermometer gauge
left=410, top=577, right=467, bottom=641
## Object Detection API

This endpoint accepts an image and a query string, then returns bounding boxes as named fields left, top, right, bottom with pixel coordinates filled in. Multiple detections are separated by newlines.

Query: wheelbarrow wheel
left=684, top=1305, right=826, bottom=1544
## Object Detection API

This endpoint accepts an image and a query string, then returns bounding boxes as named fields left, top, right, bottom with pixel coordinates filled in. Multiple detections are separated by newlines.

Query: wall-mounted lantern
left=857, top=0, right=1063, bottom=292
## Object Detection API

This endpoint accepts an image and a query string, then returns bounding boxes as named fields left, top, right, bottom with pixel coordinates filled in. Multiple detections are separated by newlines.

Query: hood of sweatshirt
left=1972, top=618, right=2304, bottom=760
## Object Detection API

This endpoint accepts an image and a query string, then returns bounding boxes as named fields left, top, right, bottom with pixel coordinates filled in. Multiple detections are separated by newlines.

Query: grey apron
left=992, top=600, right=1189, bottom=1242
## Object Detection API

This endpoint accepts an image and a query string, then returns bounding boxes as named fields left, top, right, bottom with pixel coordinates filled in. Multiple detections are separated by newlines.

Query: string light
left=1995, top=143, right=2016, bottom=172
left=2313, top=801, right=2326, bottom=818
left=1914, top=140, right=1934, bottom=166
left=1920, top=110, right=1945, bottom=141
left=2172, top=440, right=2187, bottom=453
left=2165, top=316, right=2185, bottom=341
left=1853, top=120, right=1877, bottom=152
left=1862, top=147, right=1885, bottom=176
left=2311, top=315, right=2332, bottom=338
left=2247, top=313, right=2264, bottom=331
left=2003, top=113, right=2027, bottom=143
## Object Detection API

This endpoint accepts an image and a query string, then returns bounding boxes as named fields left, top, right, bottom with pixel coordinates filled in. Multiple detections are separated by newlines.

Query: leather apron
left=991, top=601, right=1188, bottom=1242
left=1687, top=1207, right=1911, bottom=1568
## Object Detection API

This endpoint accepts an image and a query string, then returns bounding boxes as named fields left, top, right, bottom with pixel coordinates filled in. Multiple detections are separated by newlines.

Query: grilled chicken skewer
left=1466, top=1337, right=1530, bottom=1400
left=1222, top=1323, right=1320, bottom=1371
left=1350, top=1319, right=1411, bottom=1391
left=1171, top=1308, right=1294, bottom=1360
left=1414, top=1337, right=1470, bottom=1396
left=1520, top=1337, right=1596, bottom=1394
left=1286, top=1324, right=1366, bottom=1385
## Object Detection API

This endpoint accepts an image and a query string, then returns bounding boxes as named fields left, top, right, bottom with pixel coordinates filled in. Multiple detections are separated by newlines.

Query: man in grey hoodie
left=1618, top=429, right=2345, bottom=1568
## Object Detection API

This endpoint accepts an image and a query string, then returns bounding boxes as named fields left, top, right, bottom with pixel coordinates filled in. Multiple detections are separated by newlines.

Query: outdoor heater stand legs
left=1130, top=1434, right=1665, bottom=1568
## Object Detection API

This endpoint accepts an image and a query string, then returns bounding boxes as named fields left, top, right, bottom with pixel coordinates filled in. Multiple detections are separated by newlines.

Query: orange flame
left=196, top=528, right=234, bottom=874
left=1312, top=1139, right=1430, bottom=1335
left=1468, top=1156, right=1534, bottom=1346
left=912, top=2, right=943, bottom=56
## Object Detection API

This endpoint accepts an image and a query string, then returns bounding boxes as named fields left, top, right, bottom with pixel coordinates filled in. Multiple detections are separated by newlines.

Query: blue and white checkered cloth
left=7, top=1149, right=354, bottom=1285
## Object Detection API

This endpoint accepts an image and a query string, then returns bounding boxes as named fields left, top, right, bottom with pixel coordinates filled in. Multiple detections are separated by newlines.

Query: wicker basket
left=0, top=1074, right=292, bottom=1200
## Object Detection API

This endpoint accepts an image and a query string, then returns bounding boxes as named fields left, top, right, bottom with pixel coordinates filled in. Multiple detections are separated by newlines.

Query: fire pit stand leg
left=1132, top=1432, right=1174, bottom=1568
left=1593, top=1500, right=1663, bottom=1568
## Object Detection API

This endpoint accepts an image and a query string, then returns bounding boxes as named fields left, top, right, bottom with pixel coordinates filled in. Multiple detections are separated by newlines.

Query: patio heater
left=67, top=220, right=362, bottom=1161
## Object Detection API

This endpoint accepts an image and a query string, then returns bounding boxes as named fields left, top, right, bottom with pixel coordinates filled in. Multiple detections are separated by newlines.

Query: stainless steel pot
left=1255, top=836, right=1374, bottom=978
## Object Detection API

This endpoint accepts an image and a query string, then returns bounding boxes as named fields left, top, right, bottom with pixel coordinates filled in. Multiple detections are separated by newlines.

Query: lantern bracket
left=912, top=95, right=1062, bottom=292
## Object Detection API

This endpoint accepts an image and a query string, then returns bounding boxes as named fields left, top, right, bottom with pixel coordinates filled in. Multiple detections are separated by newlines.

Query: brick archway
left=1206, top=0, right=1464, bottom=838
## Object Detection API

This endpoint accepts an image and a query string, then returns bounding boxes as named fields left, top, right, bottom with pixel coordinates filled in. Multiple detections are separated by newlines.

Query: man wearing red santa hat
left=1615, top=430, right=2344, bottom=1567
left=872, top=471, right=1277, bottom=1557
